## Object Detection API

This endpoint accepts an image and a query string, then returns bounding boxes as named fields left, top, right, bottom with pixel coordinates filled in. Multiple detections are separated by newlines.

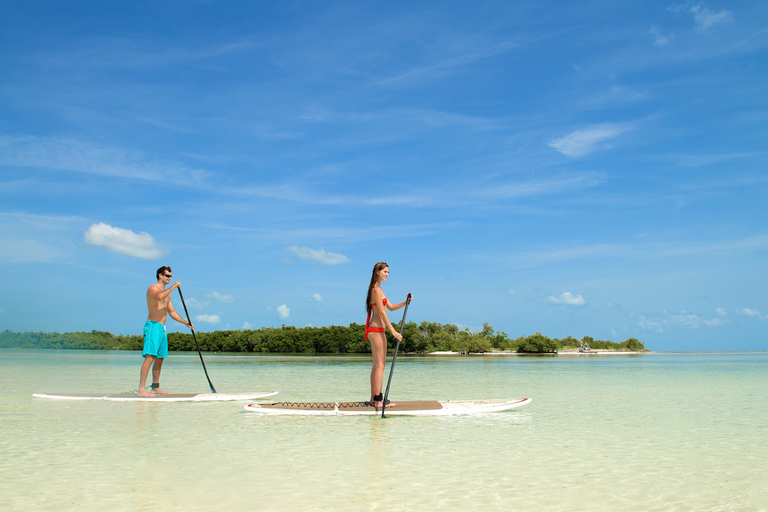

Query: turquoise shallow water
left=1, top=349, right=766, bottom=511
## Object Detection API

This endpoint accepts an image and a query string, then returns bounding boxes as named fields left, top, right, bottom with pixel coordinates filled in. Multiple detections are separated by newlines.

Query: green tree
left=517, top=332, right=558, bottom=354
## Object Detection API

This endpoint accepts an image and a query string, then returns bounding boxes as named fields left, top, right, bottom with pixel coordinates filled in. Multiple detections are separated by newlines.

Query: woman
left=365, top=262, right=411, bottom=407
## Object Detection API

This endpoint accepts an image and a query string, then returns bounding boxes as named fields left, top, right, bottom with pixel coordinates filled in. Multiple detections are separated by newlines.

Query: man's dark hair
left=156, top=266, right=172, bottom=280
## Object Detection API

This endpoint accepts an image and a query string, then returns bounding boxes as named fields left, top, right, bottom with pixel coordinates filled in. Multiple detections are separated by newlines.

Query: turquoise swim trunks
left=143, top=321, right=168, bottom=359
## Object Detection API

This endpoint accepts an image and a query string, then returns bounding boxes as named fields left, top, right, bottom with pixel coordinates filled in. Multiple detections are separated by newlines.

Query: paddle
left=381, top=293, right=412, bottom=418
left=177, top=286, right=217, bottom=393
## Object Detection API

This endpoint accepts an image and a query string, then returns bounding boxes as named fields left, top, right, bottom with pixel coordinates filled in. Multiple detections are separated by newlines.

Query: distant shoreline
left=428, top=350, right=648, bottom=356
left=429, top=350, right=767, bottom=355
left=1, top=347, right=765, bottom=355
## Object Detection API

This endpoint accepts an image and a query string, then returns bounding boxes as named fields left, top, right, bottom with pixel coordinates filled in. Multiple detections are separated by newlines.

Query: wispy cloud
left=208, top=292, right=234, bottom=303
left=276, top=305, right=290, bottom=319
left=659, top=150, right=759, bottom=169
left=493, top=234, right=768, bottom=269
left=209, top=222, right=450, bottom=244
left=638, top=316, right=664, bottom=333
left=739, top=308, right=767, bottom=320
left=230, top=183, right=432, bottom=207
left=545, top=292, right=586, bottom=305
left=688, top=4, right=733, bottom=30
left=650, top=26, right=670, bottom=46
left=669, top=312, right=727, bottom=328
left=477, top=173, right=604, bottom=199
left=195, top=314, right=221, bottom=324
left=84, top=222, right=168, bottom=259
left=639, top=309, right=730, bottom=332
left=184, top=298, right=206, bottom=309
left=0, top=238, right=66, bottom=264
left=548, top=124, right=630, bottom=157
left=0, top=135, right=208, bottom=185
left=0, top=212, right=85, bottom=264
left=79, top=36, right=262, bottom=69
left=372, top=41, right=519, bottom=87
left=287, top=245, right=350, bottom=265
left=312, top=293, right=323, bottom=302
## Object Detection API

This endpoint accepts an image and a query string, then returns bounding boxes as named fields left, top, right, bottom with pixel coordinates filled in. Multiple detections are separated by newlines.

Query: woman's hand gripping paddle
left=177, top=286, right=217, bottom=393
left=382, top=293, right=412, bottom=418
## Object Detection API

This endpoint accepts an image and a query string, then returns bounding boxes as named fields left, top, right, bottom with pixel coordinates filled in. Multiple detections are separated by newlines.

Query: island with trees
left=0, top=322, right=646, bottom=354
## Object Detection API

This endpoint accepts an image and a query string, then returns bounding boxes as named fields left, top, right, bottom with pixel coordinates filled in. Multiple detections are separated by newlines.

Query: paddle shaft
left=382, top=293, right=412, bottom=418
left=177, top=287, right=217, bottom=393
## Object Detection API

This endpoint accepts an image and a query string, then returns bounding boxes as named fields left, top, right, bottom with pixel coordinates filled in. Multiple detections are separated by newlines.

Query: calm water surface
left=1, top=349, right=766, bottom=511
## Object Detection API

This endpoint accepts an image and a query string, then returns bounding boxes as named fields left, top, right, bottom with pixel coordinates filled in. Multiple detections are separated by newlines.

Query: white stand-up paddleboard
left=244, top=397, right=531, bottom=416
left=33, top=391, right=278, bottom=402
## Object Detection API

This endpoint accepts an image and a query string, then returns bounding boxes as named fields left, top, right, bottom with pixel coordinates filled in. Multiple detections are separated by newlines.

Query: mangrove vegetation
left=0, top=323, right=646, bottom=354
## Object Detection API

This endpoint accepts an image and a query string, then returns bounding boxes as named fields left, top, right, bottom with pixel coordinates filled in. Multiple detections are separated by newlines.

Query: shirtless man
left=138, top=266, right=193, bottom=397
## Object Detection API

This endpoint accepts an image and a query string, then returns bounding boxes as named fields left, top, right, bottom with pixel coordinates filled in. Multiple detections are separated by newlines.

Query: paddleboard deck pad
left=244, top=397, right=531, bottom=416
left=33, top=391, right=279, bottom=402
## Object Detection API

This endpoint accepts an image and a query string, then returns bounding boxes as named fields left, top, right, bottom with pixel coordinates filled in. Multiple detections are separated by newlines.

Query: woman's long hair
left=366, top=262, right=388, bottom=312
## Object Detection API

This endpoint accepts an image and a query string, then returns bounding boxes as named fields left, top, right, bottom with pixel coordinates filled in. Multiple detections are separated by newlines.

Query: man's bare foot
left=152, top=387, right=169, bottom=395
left=137, top=389, right=156, bottom=397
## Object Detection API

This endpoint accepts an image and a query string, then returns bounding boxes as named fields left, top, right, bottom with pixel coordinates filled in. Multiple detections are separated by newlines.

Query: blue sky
left=1, top=1, right=766, bottom=351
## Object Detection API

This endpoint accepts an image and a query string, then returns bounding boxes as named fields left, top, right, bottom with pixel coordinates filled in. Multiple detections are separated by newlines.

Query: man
left=138, top=266, right=193, bottom=397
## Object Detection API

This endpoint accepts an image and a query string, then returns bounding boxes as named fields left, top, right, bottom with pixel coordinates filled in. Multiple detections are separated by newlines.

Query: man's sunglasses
left=164, top=274, right=172, bottom=278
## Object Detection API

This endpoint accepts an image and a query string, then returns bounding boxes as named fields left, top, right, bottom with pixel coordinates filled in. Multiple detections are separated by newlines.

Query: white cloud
left=508, top=289, right=517, bottom=295
left=277, top=305, right=290, bottom=319
left=639, top=316, right=664, bottom=333
left=689, top=4, right=733, bottom=30
left=545, top=292, right=586, bottom=306
left=670, top=312, right=726, bottom=328
left=242, top=321, right=253, bottom=329
left=287, top=245, right=350, bottom=265
left=195, top=314, right=221, bottom=324
left=312, top=293, right=323, bottom=302
left=739, top=308, right=766, bottom=320
left=84, top=222, right=167, bottom=259
left=208, top=292, right=234, bottom=303
left=641, top=310, right=731, bottom=331
left=548, top=124, right=629, bottom=157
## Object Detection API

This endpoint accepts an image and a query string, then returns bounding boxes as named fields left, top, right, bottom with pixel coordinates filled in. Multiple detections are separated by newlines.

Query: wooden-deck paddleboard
left=244, top=397, right=531, bottom=416
left=33, top=391, right=278, bottom=402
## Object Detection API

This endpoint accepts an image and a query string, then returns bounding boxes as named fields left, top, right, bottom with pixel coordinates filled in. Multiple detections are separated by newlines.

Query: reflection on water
left=1, top=349, right=766, bottom=511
